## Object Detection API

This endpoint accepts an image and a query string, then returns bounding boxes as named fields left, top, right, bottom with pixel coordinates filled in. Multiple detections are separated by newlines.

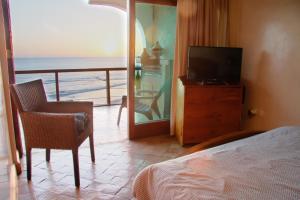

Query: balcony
left=15, top=67, right=128, bottom=106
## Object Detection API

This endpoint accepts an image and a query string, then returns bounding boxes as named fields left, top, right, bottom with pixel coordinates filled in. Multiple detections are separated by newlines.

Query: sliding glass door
left=128, top=0, right=176, bottom=139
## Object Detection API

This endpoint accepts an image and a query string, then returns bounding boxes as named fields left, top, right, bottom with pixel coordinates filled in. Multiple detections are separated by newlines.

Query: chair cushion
left=74, top=112, right=89, bottom=133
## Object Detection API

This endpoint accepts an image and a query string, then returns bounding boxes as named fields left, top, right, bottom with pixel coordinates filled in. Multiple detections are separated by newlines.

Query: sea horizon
left=14, top=56, right=128, bottom=70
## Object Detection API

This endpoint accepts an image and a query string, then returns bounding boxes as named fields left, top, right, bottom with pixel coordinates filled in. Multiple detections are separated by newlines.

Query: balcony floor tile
left=16, top=106, right=187, bottom=199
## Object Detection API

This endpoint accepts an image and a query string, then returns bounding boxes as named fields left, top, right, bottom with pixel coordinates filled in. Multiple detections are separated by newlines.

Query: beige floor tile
left=12, top=106, right=187, bottom=199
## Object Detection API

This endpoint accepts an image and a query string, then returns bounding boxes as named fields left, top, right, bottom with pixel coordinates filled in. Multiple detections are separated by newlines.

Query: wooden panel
left=128, top=0, right=136, bottom=139
left=185, top=87, right=241, bottom=104
left=176, top=77, right=243, bottom=145
left=134, top=120, right=170, bottom=139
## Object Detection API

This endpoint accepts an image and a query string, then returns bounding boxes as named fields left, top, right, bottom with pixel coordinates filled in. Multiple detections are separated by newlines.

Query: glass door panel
left=134, top=2, right=176, bottom=125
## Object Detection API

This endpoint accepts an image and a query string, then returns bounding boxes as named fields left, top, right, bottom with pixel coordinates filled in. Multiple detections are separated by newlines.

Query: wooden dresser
left=175, top=76, right=243, bottom=145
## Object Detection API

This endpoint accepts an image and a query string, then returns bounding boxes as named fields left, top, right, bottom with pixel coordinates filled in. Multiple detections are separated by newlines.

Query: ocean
left=15, top=57, right=128, bottom=105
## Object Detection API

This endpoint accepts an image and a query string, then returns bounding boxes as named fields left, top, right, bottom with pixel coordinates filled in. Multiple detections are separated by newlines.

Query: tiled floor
left=0, top=160, right=11, bottom=199
left=17, top=106, right=187, bottom=200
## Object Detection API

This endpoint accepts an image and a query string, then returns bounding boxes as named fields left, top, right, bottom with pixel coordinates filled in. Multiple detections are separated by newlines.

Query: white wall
left=230, top=0, right=300, bottom=130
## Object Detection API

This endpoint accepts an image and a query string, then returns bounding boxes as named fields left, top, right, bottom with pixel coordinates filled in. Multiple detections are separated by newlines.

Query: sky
left=9, top=0, right=129, bottom=58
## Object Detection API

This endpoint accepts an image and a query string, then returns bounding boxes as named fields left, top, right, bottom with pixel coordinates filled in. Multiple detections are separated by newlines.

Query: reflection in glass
left=134, top=3, right=176, bottom=124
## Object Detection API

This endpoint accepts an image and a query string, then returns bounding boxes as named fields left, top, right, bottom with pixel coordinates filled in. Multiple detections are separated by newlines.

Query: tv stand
left=175, top=76, right=243, bottom=145
left=203, top=79, right=225, bottom=85
left=196, top=79, right=237, bottom=86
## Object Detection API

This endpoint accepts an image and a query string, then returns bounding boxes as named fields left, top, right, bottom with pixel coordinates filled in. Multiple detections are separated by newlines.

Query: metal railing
left=15, top=67, right=127, bottom=105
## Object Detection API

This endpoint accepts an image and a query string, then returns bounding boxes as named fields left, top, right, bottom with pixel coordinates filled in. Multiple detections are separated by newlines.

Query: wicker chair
left=10, top=79, right=95, bottom=187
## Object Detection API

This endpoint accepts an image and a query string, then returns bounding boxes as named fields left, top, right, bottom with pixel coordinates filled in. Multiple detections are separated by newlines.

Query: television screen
left=187, top=46, right=243, bottom=84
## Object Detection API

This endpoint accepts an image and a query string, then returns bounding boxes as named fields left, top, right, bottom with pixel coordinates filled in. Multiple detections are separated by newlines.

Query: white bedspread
left=133, top=126, right=300, bottom=200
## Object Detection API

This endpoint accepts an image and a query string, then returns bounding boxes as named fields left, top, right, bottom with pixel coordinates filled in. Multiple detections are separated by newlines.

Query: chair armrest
left=38, top=102, right=93, bottom=138
left=38, top=101, right=93, bottom=115
left=21, top=112, right=79, bottom=148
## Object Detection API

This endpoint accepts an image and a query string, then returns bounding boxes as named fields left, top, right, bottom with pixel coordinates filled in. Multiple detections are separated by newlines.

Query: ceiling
left=89, top=0, right=127, bottom=10
left=89, top=0, right=177, bottom=10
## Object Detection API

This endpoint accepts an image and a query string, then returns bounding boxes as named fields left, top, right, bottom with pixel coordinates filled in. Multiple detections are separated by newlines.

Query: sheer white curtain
left=0, top=2, right=9, bottom=161
left=0, top=1, right=20, bottom=171
left=171, top=0, right=230, bottom=135
left=0, top=63, right=9, bottom=160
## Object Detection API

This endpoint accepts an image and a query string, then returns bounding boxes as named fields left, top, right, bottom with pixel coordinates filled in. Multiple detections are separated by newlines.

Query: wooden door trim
left=133, top=120, right=170, bottom=139
left=128, top=0, right=136, bottom=140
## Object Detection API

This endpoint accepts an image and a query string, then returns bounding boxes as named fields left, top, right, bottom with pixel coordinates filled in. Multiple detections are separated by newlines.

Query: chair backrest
left=10, top=79, right=47, bottom=112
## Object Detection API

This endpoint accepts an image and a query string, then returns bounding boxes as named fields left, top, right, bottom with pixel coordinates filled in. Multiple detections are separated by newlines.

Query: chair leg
left=12, top=104, right=23, bottom=158
left=26, top=148, right=32, bottom=181
left=89, top=135, right=95, bottom=163
left=117, top=105, right=123, bottom=126
left=72, top=148, right=80, bottom=187
left=16, top=134, right=23, bottom=158
left=151, top=102, right=161, bottom=118
left=46, top=149, right=50, bottom=162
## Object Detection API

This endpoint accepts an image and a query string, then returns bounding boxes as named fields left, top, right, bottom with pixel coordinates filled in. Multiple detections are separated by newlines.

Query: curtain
left=170, top=0, right=230, bottom=135
left=1, top=0, right=22, bottom=156
left=0, top=0, right=22, bottom=173
left=0, top=63, right=8, bottom=158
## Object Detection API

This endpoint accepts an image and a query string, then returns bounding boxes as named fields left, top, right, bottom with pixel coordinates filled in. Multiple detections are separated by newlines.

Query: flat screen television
left=187, top=46, right=243, bottom=84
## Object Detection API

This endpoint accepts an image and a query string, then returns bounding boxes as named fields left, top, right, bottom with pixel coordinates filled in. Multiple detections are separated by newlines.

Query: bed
left=133, top=126, right=300, bottom=200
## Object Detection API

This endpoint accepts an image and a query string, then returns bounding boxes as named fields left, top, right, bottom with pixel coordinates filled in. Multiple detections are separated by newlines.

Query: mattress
left=133, top=126, right=300, bottom=200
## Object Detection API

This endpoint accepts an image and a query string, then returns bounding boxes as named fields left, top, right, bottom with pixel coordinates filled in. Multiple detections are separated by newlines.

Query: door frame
left=127, top=0, right=175, bottom=139
left=127, top=0, right=135, bottom=139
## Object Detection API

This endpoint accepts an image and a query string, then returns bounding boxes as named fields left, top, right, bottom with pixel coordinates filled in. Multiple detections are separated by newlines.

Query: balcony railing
left=15, top=67, right=127, bottom=106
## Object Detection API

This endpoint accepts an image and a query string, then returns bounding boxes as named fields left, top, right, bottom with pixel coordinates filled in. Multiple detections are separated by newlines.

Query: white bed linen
left=133, top=126, right=300, bottom=200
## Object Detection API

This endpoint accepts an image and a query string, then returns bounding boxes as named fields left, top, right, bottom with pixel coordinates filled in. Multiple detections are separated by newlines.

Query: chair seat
left=74, top=112, right=89, bottom=134
left=135, top=102, right=151, bottom=114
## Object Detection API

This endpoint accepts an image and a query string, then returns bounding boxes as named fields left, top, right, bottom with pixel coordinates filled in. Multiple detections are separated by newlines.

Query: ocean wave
left=16, top=73, right=126, bottom=84
left=47, top=82, right=126, bottom=99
